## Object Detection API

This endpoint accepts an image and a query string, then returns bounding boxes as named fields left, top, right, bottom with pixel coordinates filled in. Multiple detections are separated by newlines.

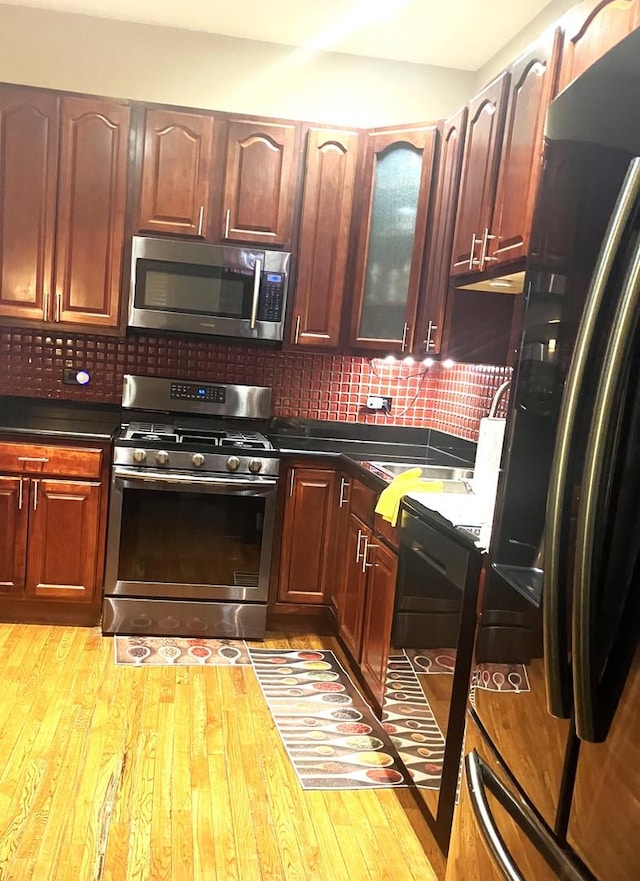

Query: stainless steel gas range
left=102, top=374, right=279, bottom=639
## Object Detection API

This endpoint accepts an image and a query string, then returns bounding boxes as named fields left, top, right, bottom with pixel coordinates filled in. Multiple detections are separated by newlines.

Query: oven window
left=118, top=488, right=264, bottom=587
left=135, top=259, right=253, bottom=319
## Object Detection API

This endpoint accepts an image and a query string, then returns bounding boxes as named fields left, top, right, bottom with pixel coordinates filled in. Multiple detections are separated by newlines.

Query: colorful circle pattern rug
left=382, top=655, right=446, bottom=789
left=249, top=649, right=407, bottom=790
left=114, top=636, right=250, bottom=666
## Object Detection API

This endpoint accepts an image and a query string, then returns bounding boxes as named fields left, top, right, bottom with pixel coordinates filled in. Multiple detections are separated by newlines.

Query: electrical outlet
left=366, top=395, right=392, bottom=412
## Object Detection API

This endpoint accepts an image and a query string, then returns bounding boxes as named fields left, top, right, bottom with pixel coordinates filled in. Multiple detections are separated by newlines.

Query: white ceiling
left=0, top=0, right=555, bottom=70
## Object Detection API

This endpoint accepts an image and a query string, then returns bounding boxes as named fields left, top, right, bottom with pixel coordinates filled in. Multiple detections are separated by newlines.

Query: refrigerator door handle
left=543, top=157, right=640, bottom=719
left=573, top=234, right=640, bottom=743
left=466, top=751, right=526, bottom=881
left=466, top=750, right=595, bottom=881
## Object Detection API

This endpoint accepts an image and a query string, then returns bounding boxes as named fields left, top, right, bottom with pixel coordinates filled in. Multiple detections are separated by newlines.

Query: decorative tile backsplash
left=0, top=327, right=512, bottom=441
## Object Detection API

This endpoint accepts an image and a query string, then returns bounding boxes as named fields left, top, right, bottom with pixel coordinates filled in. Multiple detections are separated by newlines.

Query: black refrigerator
left=449, top=28, right=640, bottom=881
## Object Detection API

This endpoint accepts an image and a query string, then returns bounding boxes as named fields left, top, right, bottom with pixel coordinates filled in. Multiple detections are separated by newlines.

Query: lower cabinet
left=277, top=464, right=337, bottom=604
left=0, top=440, right=108, bottom=622
left=359, top=539, right=398, bottom=705
left=337, top=484, right=399, bottom=706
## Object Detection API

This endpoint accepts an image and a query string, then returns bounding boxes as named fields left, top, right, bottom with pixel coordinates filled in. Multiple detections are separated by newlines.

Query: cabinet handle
left=197, top=205, right=204, bottom=236
left=339, top=478, right=349, bottom=508
left=362, top=539, right=379, bottom=573
left=355, top=529, right=365, bottom=563
left=401, top=322, right=409, bottom=352
left=55, top=292, right=62, bottom=322
left=33, top=479, right=39, bottom=511
left=480, top=227, right=498, bottom=268
left=224, top=208, right=231, bottom=238
left=469, top=233, right=480, bottom=270
left=288, top=468, right=295, bottom=497
left=294, top=315, right=301, bottom=345
left=18, top=478, right=24, bottom=510
left=43, top=290, right=50, bottom=322
left=424, top=320, right=438, bottom=352
left=17, top=456, right=49, bottom=463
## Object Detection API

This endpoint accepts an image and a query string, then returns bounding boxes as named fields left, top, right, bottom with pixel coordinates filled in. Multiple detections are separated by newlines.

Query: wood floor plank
left=0, top=626, right=442, bottom=881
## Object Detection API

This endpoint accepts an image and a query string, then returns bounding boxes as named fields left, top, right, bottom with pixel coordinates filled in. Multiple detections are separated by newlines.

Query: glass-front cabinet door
left=348, top=124, right=439, bottom=353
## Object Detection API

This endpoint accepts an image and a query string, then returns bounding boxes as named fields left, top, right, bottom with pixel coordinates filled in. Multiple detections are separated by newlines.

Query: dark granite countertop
left=0, top=396, right=122, bottom=442
left=267, top=417, right=475, bottom=469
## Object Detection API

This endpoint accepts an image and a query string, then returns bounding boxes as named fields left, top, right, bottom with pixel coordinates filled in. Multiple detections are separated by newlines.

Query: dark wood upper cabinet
left=416, top=108, right=468, bottom=356
left=55, top=96, right=130, bottom=328
left=489, top=30, right=562, bottom=267
left=136, top=107, right=215, bottom=238
left=450, top=73, right=510, bottom=277
left=558, top=0, right=640, bottom=92
left=289, top=127, right=360, bottom=349
left=219, top=117, right=300, bottom=247
left=0, top=85, right=58, bottom=323
left=277, top=466, right=336, bottom=605
left=349, top=124, right=439, bottom=353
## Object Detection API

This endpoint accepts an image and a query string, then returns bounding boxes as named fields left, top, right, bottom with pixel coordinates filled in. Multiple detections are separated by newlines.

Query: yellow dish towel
left=375, top=470, right=444, bottom=526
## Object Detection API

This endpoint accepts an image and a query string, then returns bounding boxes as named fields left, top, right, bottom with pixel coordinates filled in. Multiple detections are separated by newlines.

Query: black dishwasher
left=389, top=495, right=483, bottom=853
left=394, top=497, right=482, bottom=649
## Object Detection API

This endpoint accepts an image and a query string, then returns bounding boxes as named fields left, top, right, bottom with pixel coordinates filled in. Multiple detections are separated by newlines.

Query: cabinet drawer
left=374, top=512, right=399, bottom=550
left=350, top=480, right=377, bottom=525
left=0, top=443, right=102, bottom=478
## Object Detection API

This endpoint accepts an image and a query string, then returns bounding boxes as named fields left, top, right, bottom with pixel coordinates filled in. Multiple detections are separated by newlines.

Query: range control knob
left=226, top=455, right=241, bottom=472
left=248, top=458, right=263, bottom=474
left=132, top=449, right=147, bottom=464
left=155, top=450, right=169, bottom=466
left=191, top=453, right=205, bottom=468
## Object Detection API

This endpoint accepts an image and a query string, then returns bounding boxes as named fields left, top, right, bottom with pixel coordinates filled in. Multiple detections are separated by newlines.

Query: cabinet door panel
left=490, top=31, right=561, bottom=267
left=221, top=118, right=299, bottom=246
left=278, top=467, right=336, bottom=604
left=338, top=514, right=369, bottom=661
left=0, top=86, right=58, bottom=322
left=291, top=128, right=359, bottom=349
left=26, top=479, right=101, bottom=601
left=360, top=541, right=397, bottom=705
left=55, top=97, right=130, bottom=327
left=417, top=108, right=467, bottom=356
left=350, top=125, right=438, bottom=352
left=0, top=476, right=28, bottom=594
left=558, top=0, right=640, bottom=92
left=451, top=73, right=509, bottom=276
left=137, top=108, right=215, bottom=238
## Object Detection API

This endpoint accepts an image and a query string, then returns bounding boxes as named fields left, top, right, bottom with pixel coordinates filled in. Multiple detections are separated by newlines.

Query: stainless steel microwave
left=128, top=236, right=291, bottom=342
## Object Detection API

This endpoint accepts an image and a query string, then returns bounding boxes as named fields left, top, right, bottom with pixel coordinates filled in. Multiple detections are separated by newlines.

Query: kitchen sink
left=367, top=461, right=474, bottom=492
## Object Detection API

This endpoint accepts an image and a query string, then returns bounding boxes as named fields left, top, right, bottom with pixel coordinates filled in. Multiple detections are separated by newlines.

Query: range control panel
left=170, top=383, right=226, bottom=403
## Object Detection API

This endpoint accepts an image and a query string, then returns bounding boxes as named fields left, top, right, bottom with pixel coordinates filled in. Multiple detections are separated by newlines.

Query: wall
left=0, top=5, right=475, bottom=126
left=0, top=327, right=510, bottom=441
left=474, top=0, right=577, bottom=90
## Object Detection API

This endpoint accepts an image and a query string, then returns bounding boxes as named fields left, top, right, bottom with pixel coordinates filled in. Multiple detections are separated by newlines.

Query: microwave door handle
left=250, top=259, right=262, bottom=330
left=543, top=157, right=640, bottom=720
left=573, top=236, right=640, bottom=743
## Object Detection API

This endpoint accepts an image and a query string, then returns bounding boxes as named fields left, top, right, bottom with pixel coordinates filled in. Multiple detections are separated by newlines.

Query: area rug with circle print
left=382, top=655, right=446, bottom=789
left=114, top=636, right=250, bottom=666
left=249, top=649, right=408, bottom=790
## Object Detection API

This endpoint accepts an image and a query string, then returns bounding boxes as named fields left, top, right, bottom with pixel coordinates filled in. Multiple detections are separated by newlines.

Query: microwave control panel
left=257, top=273, right=285, bottom=322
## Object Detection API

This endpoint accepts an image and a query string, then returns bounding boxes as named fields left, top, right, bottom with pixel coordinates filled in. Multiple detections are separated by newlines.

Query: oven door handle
left=250, top=258, right=263, bottom=330
left=113, top=467, right=277, bottom=490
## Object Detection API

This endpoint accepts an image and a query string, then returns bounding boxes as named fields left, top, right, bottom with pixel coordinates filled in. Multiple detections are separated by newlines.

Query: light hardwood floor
left=0, top=625, right=441, bottom=881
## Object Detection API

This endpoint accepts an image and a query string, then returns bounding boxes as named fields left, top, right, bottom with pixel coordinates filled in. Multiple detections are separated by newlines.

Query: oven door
left=104, top=468, right=277, bottom=603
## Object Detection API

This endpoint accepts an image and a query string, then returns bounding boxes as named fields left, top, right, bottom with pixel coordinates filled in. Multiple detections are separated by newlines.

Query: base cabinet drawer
left=0, top=442, right=102, bottom=478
